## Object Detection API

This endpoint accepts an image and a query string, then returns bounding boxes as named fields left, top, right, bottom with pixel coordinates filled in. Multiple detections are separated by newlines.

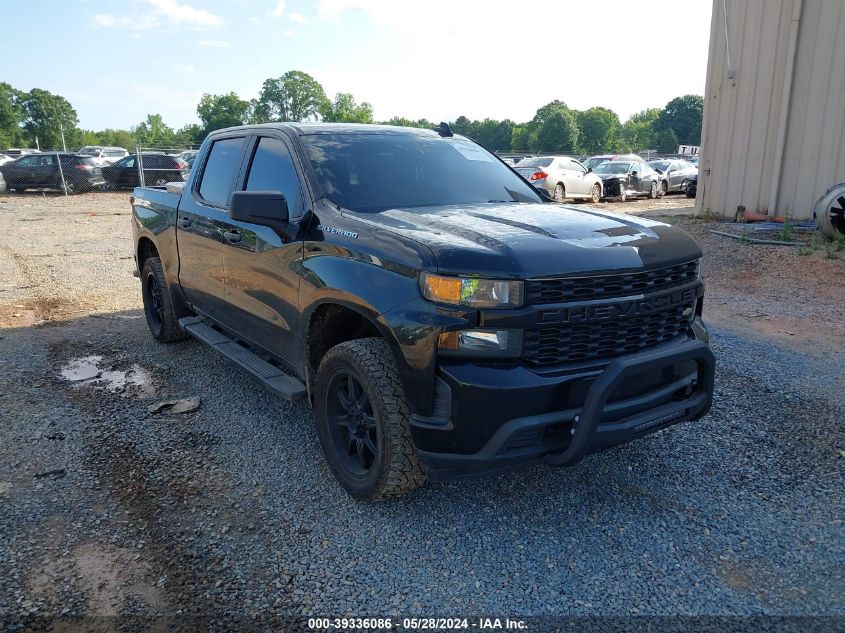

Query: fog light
left=438, top=329, right=521, bottom=358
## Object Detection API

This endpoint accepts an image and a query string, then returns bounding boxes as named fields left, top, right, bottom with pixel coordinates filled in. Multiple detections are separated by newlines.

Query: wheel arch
left=303, top=296, right=437, bottom=416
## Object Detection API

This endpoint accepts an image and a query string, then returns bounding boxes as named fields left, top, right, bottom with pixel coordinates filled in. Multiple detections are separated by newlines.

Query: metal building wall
left=697, top=0, right=845, bottom=220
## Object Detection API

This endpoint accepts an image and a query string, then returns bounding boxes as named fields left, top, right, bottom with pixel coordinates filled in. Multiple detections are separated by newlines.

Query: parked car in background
left=582, top=153, right=645, bottom=171
left=101, top=153, right=190, bottom=189
left=77, top=146, right=129, bottom=166
left=3, top=148, right=39, bottom=158
left=686, top=155, right=700, bottom=166
left=0, top=171, right=6, bottom=194
left=648, top=158, right=698, bottom=195
left=0, top=153, right=105, bottom=194
left=686, top=173, right=698, bottom=198
left=594, top=160, right=661, bottom=201
left=0, top=153, right=14, bottom=166
left=514, top=156, right=603, bottom=203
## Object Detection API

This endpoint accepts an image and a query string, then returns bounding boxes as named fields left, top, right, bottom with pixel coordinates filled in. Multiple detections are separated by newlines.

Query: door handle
left=177, top=217, right=191, bottom=229
left=223, top=229, right=242, bottom=244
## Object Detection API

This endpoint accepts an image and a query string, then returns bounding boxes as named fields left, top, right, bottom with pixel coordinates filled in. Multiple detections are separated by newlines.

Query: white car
left=514, top=156, right=603, bottom=203
left=0, top=153, right=14, bottom=166
left=77, top=146, right=129, bottom=166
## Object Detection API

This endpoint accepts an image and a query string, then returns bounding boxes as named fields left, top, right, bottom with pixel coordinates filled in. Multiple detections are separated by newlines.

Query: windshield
left=301, top=133, right=543, bottom=212
left=78, top=147, right=100, bottom=156
left=649, top=161, right=671, bottom=171
left=516, top=157, right=553, bottom=169
left=594, top=162, right=631, bottom=174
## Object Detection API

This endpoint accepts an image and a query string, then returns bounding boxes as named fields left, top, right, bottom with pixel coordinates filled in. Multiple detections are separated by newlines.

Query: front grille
left=525, top=260, right=700, bottom=305
left=523, top=303, right=693, bottom=366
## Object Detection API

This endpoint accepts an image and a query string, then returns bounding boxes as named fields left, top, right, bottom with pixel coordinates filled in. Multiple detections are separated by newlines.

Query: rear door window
left=198, top=138, right=245, bottom=208
left=244, top=137, right=303, bottom=217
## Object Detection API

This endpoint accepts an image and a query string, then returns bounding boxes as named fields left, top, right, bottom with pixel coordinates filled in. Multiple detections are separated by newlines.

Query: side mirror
left=655, top=168, right=664, bottom=175
left=230, top=190, right=288, bottom=227
left=587, top=167, right=592, bottom=173
left=631, top=171, right=638, bottom=176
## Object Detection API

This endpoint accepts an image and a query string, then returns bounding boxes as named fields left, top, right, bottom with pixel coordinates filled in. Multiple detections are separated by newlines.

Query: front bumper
left=413, top=335, right=714, bottom=481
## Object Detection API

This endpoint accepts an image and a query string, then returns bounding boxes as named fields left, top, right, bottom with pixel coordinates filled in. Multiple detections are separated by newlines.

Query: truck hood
left=345, top=202, right=701, bottom=278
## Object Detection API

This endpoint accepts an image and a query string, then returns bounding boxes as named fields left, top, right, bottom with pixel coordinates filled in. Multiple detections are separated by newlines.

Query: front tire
left=648, top=181, right=659, bottom=199
left=314, top=338, right=426, bottom=500
left=553, top=183, right=566, bottom=202
left=141, top=256, right=187, bottom=343
left=661, top=180, right=669, bottom=196
left=590, top=183, right=601, bottom=203
left=618, top=183, right=627, bottom=202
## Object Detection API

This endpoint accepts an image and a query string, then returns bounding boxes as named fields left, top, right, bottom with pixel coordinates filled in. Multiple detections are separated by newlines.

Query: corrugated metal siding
left=697, top=0, right=845, bottom=220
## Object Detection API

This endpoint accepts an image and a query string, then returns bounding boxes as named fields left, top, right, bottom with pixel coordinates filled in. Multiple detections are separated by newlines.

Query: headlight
left=438, top=329, right=522, bottom=358
left=420, top=273, right=523, bottom=308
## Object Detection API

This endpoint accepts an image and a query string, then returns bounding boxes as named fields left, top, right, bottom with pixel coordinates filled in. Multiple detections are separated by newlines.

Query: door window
left=244, top=137, right=303, bottom=216
left=16, top=156, right=39, bottom=167
left=198, top=137, right=245, bottom=207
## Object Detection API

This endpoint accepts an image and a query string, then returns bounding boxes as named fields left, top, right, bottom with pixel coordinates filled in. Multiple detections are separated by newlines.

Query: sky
left=3, top=0, right=713, bottom=131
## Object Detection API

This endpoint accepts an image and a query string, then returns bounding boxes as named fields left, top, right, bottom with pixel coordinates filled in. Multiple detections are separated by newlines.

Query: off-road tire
left=141, top=256, right=187, bottom=343
left=314, top=338, right=426, bottom=500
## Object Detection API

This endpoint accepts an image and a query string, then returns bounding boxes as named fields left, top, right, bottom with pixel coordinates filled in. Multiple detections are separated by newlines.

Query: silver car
left=77, top=146, right=129, bottom=166
left=648, top=158, right=698, bottom=195
left=515, top=156, right=603, bottom=203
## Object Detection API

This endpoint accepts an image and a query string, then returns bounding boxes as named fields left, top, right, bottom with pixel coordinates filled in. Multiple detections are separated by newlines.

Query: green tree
left=528, top=106, right=578, bottom=153
left=131, top=114, right=176, bottom=146
left=656, top=95, right=703, bottom=145
left=21, top=88, right=79, bottom=149
left=0, top=82, right=26, bottom=148
left=321, top=93, right=373, bottom=123
left=472, top=118, right=514, bottom=151
left=197, top=92, right=250, bottom=136
left=531, top=100, right=569, bottom=127
left=511, top=125, right=529, bottom=150
left=654, top=127, right=680, bottom=153
left=451, top=115, right=474, bottom=137
left=575, top=107, right=620, bottom=154
left=176, top=123, right=205, bottom=147
left=619, top=108, right=661, bottom=152
left=251, top=70, right=328, bottom=122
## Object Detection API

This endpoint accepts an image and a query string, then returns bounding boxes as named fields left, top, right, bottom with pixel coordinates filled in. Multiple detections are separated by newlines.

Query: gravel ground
left=0, top=192, right=842, bottom=630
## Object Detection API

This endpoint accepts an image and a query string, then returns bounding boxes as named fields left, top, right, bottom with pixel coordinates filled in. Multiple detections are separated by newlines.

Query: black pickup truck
left=131, top=123, right=714, bottom=500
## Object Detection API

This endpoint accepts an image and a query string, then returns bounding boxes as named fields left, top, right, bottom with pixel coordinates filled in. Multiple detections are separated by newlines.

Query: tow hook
left=570, top=414, right=580, bottom=436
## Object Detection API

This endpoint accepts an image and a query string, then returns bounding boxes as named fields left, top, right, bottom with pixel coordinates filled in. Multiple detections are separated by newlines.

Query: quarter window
left=198, top=137, right=245, bottom=207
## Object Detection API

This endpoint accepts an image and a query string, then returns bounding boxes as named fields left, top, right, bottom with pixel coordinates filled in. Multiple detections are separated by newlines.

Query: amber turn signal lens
left=422, top=274, right=462, bottom=304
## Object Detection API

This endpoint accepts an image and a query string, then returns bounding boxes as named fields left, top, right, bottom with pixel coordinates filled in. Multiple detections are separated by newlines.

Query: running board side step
left=179, top=317, right=307, bottom=401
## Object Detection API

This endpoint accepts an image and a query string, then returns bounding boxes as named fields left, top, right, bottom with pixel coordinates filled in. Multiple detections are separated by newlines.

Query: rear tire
left=553, top=183, right=566, bottom=202
left=141, top=256, right=187, bottom=343
left=314, top=338, right=426, bottom=501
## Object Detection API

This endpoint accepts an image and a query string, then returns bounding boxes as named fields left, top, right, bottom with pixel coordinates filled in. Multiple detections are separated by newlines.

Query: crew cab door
left=176, top=135, right=247, bottom=319
left=217, top=134, right=307, bottom=364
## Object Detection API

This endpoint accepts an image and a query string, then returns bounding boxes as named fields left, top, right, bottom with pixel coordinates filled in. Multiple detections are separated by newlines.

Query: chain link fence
left=0, top=143, right=197, bottom=196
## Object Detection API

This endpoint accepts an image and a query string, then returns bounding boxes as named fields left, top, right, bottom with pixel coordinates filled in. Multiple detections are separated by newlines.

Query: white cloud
left=271, top=0, right=286, bottom=18
left=197, top=39, right=232, bottom=48
left=289, top=12, right=307, bottom=23
left=92, top=12, right=158, bottom=30
left=145, top=0, right=223, bottom=26
left=93, top=14, right=115, bottom=27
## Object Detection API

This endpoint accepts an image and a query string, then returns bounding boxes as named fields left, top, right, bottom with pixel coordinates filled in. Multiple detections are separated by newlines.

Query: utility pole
left=60, top=123, right=67, bottom=152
